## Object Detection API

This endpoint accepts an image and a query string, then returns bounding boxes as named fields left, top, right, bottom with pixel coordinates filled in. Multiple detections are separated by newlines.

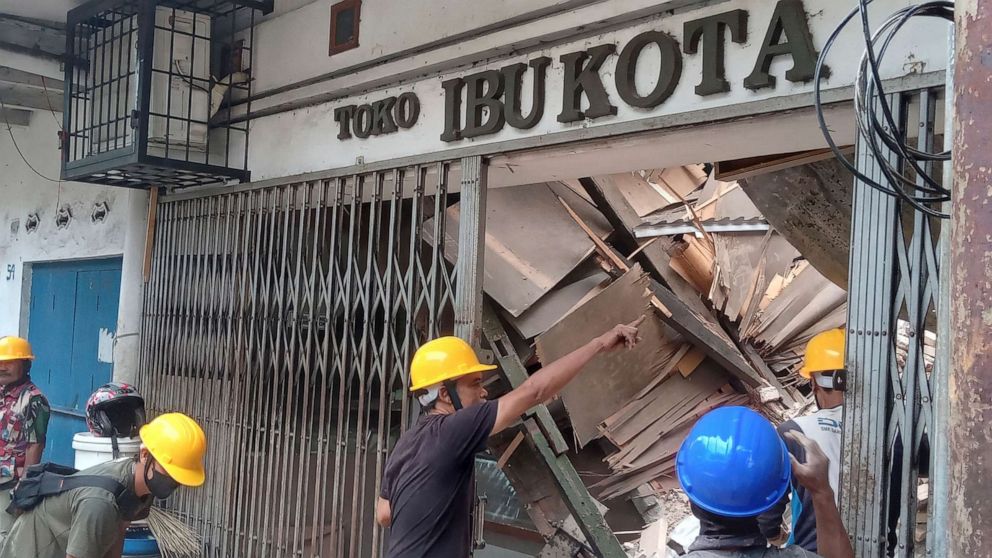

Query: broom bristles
left=146, top=506, right=202, bottom=558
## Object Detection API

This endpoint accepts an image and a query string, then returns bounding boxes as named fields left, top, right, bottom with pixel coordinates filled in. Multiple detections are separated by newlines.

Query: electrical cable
left=814, top=0, right=954, bottom=218
left=0, top=98, right=62, bottom=183
left=39, top=76, right=64, bottom=132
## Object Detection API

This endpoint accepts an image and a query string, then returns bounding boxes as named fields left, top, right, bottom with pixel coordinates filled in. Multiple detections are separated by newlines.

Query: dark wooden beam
left=0, top=83, right=63, bottom=112
left=0, top=14, right=66, bottom=62
left=579, top=175, right=765, bottom=389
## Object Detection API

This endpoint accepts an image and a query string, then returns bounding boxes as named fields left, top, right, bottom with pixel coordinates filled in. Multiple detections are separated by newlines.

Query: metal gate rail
left=139, top=162, right=461, bottom=557
left=842, top=88, right=943, bottom=558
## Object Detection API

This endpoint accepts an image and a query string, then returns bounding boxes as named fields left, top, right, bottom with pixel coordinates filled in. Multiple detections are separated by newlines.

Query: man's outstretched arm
left=491, top=316, right=644, bottom=436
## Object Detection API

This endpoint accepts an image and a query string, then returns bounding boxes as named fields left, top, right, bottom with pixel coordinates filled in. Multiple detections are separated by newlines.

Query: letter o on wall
left=354, top=104, right=374, bottom=138
left=615, top=30, right=683, bottom=109
left=395, top=92, right=420, bottom=128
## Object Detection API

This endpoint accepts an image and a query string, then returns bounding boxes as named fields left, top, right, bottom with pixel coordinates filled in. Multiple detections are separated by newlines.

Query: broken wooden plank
left=497, top=431, right=527, bottom=470
left=579, top=176, right=764, bottom=389
left=426, top=182, right=611, bottom=318
left=509, top=264, right=610, bottom=339
left=603, top=360, right=728, bottom=449
left=612, top=172, right=671, bottom=217
left=676, top=347, right=706, bottom=378
left=647, top=279, right=764, bottom=388
left=536, top=266, right=670, bottom=447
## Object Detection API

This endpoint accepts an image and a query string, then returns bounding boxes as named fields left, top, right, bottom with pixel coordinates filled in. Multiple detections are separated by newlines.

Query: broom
left=146, top=506, right=202, bottom=558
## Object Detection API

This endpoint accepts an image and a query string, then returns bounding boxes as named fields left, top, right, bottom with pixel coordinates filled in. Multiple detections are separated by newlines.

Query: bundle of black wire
left=814, top=0, right=954, bottom=218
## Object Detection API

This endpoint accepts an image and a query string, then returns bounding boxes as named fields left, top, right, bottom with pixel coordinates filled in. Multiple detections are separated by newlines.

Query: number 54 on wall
left=5, top=265, right=14, bottom=281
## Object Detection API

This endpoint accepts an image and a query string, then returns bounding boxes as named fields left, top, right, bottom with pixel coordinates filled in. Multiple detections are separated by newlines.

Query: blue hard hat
left=676, top=406, right=791, bottom=518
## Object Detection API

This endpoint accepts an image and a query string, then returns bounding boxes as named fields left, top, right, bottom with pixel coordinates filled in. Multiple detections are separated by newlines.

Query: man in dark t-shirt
left=377, top=318, right=644, bottom=558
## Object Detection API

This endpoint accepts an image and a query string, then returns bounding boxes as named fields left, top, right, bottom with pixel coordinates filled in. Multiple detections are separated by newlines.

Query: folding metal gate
left=139, top=160, right=473, bottom=557
left=841, top=87, right=946, bottom=558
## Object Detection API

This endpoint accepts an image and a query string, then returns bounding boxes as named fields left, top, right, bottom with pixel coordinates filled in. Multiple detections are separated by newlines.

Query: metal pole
left=947, top=1, right=992, bottom=555
left=454, top=155, right=487, bottom=344
left=929, top=21, right=954, bottom=558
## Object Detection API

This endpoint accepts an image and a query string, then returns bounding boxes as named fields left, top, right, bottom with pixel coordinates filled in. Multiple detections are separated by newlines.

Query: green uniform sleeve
left=27, top=394, right=50, bottom=445
left=66, top=497, right=120, bottom=558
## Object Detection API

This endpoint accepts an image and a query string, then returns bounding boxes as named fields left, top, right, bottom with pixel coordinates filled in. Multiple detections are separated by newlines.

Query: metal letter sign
left=336, top=1, right=820, bottom=144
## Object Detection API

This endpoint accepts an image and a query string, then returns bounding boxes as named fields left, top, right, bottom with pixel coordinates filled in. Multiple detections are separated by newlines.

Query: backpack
left=6, top=462, right=146, bottom=520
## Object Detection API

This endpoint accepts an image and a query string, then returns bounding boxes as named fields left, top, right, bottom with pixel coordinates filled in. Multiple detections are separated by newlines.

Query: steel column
left=929, top=22, right=954, bottom=558
left=947, top=1, right=992, bottom=554
left=454, top=156, right=487, bottom=345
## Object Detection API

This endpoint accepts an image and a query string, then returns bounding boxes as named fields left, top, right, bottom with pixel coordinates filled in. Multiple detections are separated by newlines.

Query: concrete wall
left=0, top=82, right=147, bottom=382
left=252, top=0, right=581, bottom=93
left=237, top=0, right=948, bottom=181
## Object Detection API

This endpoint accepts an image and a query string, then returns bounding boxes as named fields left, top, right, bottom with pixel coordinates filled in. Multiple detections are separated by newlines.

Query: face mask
left=144, top=458, right=181, bottom=499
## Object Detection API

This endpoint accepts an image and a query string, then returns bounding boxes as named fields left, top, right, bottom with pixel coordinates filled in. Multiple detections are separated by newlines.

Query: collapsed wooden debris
left=425, top=165, right=888, bottom=552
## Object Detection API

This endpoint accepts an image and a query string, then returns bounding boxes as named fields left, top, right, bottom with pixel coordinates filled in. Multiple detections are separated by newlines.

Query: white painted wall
left=251, top=0, right=591, bottom=93
left=241, top=0, right=949, bottom=180
left=0, top=82, right=147, bottom=382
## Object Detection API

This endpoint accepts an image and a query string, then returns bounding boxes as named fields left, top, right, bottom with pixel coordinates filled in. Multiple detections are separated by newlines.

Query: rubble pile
left=425, top=166, right=850, bottom=523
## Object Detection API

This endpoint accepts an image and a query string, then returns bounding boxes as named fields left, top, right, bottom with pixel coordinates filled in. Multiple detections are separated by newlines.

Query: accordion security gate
left=139, top=161, right=472, bottom=557
left=841, top=88, right=945, bottom=557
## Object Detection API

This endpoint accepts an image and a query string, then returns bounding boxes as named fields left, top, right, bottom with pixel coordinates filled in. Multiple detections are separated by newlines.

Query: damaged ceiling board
left=713, top=180, right=765, bottom=222
left=739, top=159, right=853, bottom=290
left=613, top=172, right=671, bottom=217
left=536, top=266, right=669, bottom=448
left=748, top=265, right=843, bottom=346
left=712, top=232, right=800, bottom=322
left=508, top=263, right=611, bottom=340
left=424, top=182, right=612, bottom=317
left=602, top=359, right=728, bottom=449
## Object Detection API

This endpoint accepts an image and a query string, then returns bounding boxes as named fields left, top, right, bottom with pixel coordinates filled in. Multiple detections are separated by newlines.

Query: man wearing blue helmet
left=676, top=406, right=854, bottom=558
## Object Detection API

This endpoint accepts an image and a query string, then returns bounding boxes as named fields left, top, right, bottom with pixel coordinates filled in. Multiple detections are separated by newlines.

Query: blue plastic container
left=122, top=525, right=160, bottom=557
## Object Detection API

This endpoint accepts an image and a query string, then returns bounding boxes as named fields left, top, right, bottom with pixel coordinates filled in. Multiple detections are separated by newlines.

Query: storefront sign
left=332, top=0, right=818, bottom=143
left=334, top=92, right=421, bottom=139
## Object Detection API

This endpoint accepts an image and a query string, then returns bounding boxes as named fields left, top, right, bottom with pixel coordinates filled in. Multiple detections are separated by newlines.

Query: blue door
left=28, top=259, right=122, bottom=466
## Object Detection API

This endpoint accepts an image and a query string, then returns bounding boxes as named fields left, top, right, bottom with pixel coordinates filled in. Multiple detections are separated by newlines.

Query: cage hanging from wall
left=62, top=0, right=273, bottom=189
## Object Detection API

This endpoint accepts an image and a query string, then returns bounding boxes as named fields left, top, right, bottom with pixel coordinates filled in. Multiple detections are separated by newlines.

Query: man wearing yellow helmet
left=759, top=328, right=847, bottom=553
left=377, top=318, right=644, bottom=557
left=0, top=336, right=50, bottom=545
left=0, top=412, right=206, bottom=558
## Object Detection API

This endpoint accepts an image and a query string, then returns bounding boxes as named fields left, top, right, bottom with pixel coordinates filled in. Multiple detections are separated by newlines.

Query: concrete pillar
left=947, top=1, right=992, bottom=554
left=113, top=188, right=150, bottom=385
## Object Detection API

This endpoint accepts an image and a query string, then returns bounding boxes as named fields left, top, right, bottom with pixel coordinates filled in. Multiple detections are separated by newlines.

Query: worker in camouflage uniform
left=0, top=336, right=50, bottom=545
left=676, top=406, right=854, bottom=558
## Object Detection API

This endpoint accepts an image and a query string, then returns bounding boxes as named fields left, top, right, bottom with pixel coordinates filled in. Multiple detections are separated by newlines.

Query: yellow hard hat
left=409, top=337, right=497, bottom=392
left=139, top=413, right=207, bottom=487
left=800, top=328, right=846, bottom=379
left=0, top=336, right=34, bottom=361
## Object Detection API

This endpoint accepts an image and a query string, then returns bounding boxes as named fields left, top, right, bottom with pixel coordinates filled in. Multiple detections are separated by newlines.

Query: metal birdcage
left=62, top=0, right=272, bottom=189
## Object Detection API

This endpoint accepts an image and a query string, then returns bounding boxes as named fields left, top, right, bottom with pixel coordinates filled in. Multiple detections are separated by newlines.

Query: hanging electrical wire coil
left=814, top=0, right=954, bottom=218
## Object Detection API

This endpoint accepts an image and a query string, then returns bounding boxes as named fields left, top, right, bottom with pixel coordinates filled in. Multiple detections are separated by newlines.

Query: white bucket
left=72, top=432, right=142, bottom=471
